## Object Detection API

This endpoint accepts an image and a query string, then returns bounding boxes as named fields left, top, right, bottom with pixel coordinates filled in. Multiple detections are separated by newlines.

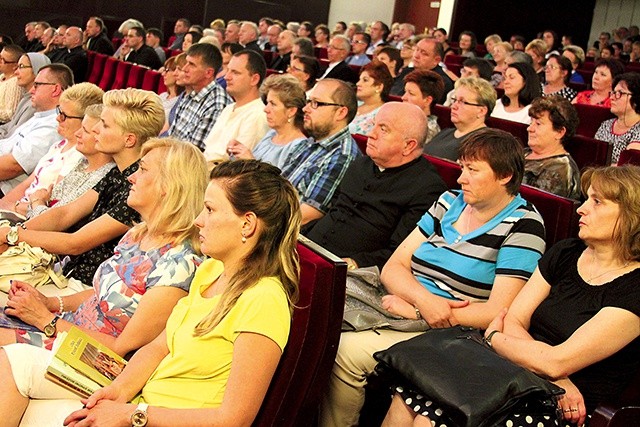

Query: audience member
left=57, top=26, right=88, bottom=83
left=319, top=35, right=358, bottom=84
left=238, top=21, right=262, bottom=53
left=490, top=41, right=513, bottom=88
left=334, top=21, right=348, bottom=35
left=85, top=16, right=114, bottom=55
left=0, top=53, right=48, bottom=139
left=401, top=69, right=445, bottom=144
left=123, top=27, right=162, bottom=70
left=346, top=22, right=362, bottom=40
left=203, top=50, right=268, bottom=162
left=0, top=45, right=25, bottom=123
left=510, top=34, right=527, bottom=51
left=270, top=30, right=295, bottom=72
left=491, top=62, right=542, bottom=124
left=315, top=24, right=330, bottom=48
left=412, top=38, right=454, bottom=104
left=229, top=74, right=307, bottom=169
left=542, top=29, right=561, bottom=57
left=542, top=54, right=577, bottom=101
left=349, top=62, right=393, bottom=135
left=433, top=28, right=454, bottom=57
left=506, top=49, right=534, bottom=66
left=383, top=165, right=640, bottom=427
left=287, top=54, right=319, bottom=94
left=394, top=23, right=415, bottom=50
left=169, top=43, right=233, bottom=151
left=525, top=39, right=548, bottom=83
left=573, top=58, right=625, bottom=107
left=21, top=22, right=38, bottom=52
left=257, top=17, right=273, bottom=49
left=0, top=82, right=104, bottom=211
left=224, top=22, right=241, bottom=44
left=425, top=77, right=496, bottom=160
left=0, top=138, right=205, bottom=425
left=214, top=42, right=241, bottom=90
left=345, top=32, right=371, bottom=66
left=306, top=102, right=447, bottom=270
left=265, top=24, right=282, bottom=52
left=320, top=128, right=546, bottom=427
left=595, top=72, right=640, bottom=163
left=443, top=57, right=493, bottom=100
left=158, top=56, right=185, bottom=122
left=483, top=34, right=502, bottom=60
left=0, top=63, right=72, bottom=195
left=366, top=21, right=389, bottom=55
left=297, top=21, right=312, bottom=38
left=112, top=19, right=144, bottom=59
left=280, top=78, right=360, bottom=224
left=169, top=18, right=190, bottom=50
left=458, top=30, right=478, bottom=58
left=181, top=31, right=202, bottom=52
left=292, top=36, right=314, bottom=59
left=524, top=96, right=581, bottom=199
left=562, top=44, right=586, bottom=84
left=146, top=28, right=166, bottom=63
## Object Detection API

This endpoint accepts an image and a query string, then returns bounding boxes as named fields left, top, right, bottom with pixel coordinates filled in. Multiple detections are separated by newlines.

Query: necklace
left=586, top=253, right=630, bottom=284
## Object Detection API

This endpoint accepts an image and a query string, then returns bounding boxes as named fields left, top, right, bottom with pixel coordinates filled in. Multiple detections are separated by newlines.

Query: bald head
left=64, top=26, right=83, bottom=48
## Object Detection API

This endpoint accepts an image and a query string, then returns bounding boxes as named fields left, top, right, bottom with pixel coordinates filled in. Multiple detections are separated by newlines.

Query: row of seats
left=85, top=51, right=167, bottom=94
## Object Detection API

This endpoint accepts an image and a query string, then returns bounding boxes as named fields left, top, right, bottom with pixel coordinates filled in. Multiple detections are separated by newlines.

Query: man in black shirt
left=124, top=27, right=162, bottom=70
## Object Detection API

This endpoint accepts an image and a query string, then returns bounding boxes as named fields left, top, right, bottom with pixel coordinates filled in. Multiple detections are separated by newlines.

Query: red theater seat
left=617, top=149, right=640, bottom=166
left=141, top=70, right=162, bottom=93
left=86, top=53, right=108, bottom=85
left=253, top=237, right=346, bottom=426
left=566, top=135, right=612, bottom=170
left=110, top=60, right=132, bottom=90
left=352, top=133, right=368, bottom=154
left=126, top=65, right=147, bottom=89
left=573, top=103, right=615, bottom=138
left=432, top=104, right=453, bottom=130
left=97, top=56, right=119, bottom=90
left=486, top=116, right=529, bottom=145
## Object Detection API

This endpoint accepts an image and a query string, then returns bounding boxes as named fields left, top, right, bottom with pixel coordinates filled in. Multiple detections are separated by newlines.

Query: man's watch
left=43, top=316, right=59, bottom=338
left=131, top=402, right=149, bottom=427
left=6, top=225, right=19, bottom=246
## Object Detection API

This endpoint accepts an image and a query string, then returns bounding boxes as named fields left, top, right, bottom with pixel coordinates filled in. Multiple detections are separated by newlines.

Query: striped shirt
left=281, top=126, right=359, bottom=214
left=168, top=80, right=233, bottom=151
left=411, top=190, right=546, bottom=301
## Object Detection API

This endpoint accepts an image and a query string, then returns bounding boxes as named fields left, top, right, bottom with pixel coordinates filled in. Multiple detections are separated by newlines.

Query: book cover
left=0, top=307, right=41, bottom=332
left=45, top=357, right=102, bottom=398
left=48, top=327, right=127, bottom=389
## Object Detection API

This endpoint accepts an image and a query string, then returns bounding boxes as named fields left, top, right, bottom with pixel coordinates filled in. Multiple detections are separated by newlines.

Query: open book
left=46, top=327, right=127, bottom=398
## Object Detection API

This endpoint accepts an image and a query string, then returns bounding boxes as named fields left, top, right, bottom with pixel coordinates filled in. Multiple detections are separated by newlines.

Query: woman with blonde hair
left=0, top=138, right=207, bottom=426
left=525, top=39, right=548, bottom=83
left=62, top=160, right=301, bottom=427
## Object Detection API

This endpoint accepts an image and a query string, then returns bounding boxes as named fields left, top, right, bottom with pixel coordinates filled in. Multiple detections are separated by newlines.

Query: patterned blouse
left=16, top=231, right=201, bottom=349
left=595, top=118, right=640, bottom=164
left=574, top=90, right=611, bottom=108
left=348, top=106, right=381, bottom=136
left=542, top=84, right=578, bottom=102
left=523, top=149, right=581, bottom=200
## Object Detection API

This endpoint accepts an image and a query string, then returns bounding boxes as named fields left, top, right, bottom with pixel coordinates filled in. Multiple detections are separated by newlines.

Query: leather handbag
left=342, top=267, right=430, bottom=333
left=373, top=326, right=565, bottom=427
left=0, top=242, right=66, bottom=293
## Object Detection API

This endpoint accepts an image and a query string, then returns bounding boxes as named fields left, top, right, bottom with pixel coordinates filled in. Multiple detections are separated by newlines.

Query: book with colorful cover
left=46, top=327, right=127, bottom=398
left=0, top=307, right=40, bottom=332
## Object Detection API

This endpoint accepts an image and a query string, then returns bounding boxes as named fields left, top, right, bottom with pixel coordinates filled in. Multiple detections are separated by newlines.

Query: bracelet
left=56, top=295, right=65, bottom=314
left=414, top=305, right=422, bottom=320
left=483, top=330, right=500, bottom=348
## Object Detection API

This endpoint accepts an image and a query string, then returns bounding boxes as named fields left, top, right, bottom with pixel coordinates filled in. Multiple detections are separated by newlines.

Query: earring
left=241, top=233, right=247, bottom=243
left=287, top=117, right=292, bottom=123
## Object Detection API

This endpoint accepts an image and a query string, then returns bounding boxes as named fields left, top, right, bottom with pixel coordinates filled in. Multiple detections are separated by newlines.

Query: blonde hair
left=194, top=160, right=301, bottom=336
left=59, top=82, right=104, bottom=113
left=455, top=76, right=497, bottom=115
left=581, top=166, right=640, bottom=261
left=494, top=41, right=514, bottom=53
left=102, top=88, right=165, bottom=146
left=128, top=138, right=207, bottom=252
left=83, top=103, right=103, bottom=119
left=526, top=39, right=548, bottom=59
left=484, top=34, right=502, bottom=45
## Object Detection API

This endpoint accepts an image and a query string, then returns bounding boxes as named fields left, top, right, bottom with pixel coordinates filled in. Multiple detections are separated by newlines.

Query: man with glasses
left=0, top=52, right=50, bottom=139
left=0, top=63, right=73, bottom=195
left=0, top=45, right=25, bottom=124
left=281, top=78, right=360, bottom=224
left=319, top=35, right=358, bottom=84
left=345, top=32, right=371, bottom=67
left=124, top=27, right=162, bottom=70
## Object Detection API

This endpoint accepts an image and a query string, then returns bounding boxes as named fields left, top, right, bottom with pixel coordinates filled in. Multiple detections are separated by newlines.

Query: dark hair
left=90, top=17, right=106, bottom=33
left=502, top=62, right=541, bottom=107
left=601, top=45, right=615, bottom=56
left=259, top=17, right=274, bottom=27
left=187, top=43, right=222, bottom=73
left=299, top=21, right=313, bottom=33
left=315, top=24, right=330, bottom=38
left=543, top=29, right=559, bottom=51
left=185, top=31, right=202, bottom=45
left=234, top=49, right=267, bottom=86
left=458, top=128, right=525, bottom=195
left=434, top=28, right=448, bottom=37
left=360, top=62, right=393, bottom=102
left=594, top=58, right=625, bottom=80
left=177, top=18, right=191, bottom=27
left=40, top=63, right=74, bottom=89
left=462, top=58, right=493, bottom=81
left=147, top=28, right=164, bottom=43
left=377, top=46, right=402, bottom=74
left=403, top=69, right=445, bottom=109
left=546, top=54, right=573, bottom=85
left=375, top=21, right=390, bottom=39
left=528, top=96, right=579, bottom=146
left=336, top=21, right=347, bottom=32
left=130, top=26, right=146, bottom=39
left=293, top=37, right=314, bottom=57
left=293, top=54, right=320, bottom=89
left=325, top=78, right=358, bottom=123
left=613, top=72, right=640, bottom=114
left=459, top=30, right=477, bottom=51
left=512, top=35, right=526, bottom=49
left=190, top=25, right=204, bottom=35
left=354, top=31, right=371, bottom=46
left=2, top=44, right=25, bottom=61
left=221, top=42, right=243, bottom=56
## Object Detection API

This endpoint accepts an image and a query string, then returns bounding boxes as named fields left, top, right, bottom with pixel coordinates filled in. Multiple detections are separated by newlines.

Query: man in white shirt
left=0, top=63, right=72, bottom=195
left=203, top=50, right=268, bottom=163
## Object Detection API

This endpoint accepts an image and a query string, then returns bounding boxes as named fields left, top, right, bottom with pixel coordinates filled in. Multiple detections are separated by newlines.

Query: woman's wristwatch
left=131, top=402, right=149, bottom=426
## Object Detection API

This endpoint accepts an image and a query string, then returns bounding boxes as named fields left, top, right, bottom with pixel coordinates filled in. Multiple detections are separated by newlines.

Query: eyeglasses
left=33, top=81, right=57, bottom=88
left=56, top=106, right=84, bottom=121
left=450, top=97, right=483, bottom=107
left=17, top=64, right=33, bottom=69
left=351, top=40, right=367, bottom=45
left=609, top=90, right=633, bottom=100
left=305, top=98, right=344, bottom=109
left=0, top=57, right=17, bottom=64
left=544, top=64, right=560, bottom=70
left=287, top=64, right=304, bottom=73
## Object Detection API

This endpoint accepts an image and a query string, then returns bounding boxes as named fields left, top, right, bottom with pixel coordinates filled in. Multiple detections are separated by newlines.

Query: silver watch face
left=131, top=410, right=148, bottom=426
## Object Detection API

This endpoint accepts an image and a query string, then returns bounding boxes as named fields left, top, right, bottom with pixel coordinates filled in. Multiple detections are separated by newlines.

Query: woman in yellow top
left=64, top=160, right=301, bottom=427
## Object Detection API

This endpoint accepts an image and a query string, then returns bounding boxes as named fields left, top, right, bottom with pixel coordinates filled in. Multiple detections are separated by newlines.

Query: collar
left=314, top=126, right=350, bottom=149
left=189, top=79, right=219, bottom=102
left=33, top=108, right=58, bottom=118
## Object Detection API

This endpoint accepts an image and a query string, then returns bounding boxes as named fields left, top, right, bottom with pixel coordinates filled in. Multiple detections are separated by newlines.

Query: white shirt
left=202, top=97, right=269, bottom=161
left=490, top=100, right=532, bottom=125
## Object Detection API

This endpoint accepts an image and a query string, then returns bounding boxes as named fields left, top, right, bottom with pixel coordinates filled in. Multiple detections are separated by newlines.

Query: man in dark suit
left=412, top=37, right=453, bottom=104
left=124, top=27, right=162, bottom=70
left=85, top=17, right=114, bottom=55
left=319, top=35, right=358, bottom=84
left=238, top=22, right=262, bottom=53
left=269, top=30, right=295, bottom=72
left=59, top=27, right=88, bottom=83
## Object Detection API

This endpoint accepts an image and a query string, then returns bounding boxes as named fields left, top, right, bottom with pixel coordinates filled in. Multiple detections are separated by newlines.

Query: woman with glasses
left=573, top=58, right=625, bottom=108
left=542, top=54, right=577, bottom=101
left=491, top=62, right=542, bottom=124
left=595, top=72, right=640, bottom=164
left=287, top=54, right=320, bottom=95
left=524, top=96, right=581, bottom=199
left=0, top=45, right=25, bottom=124
left=349, top=62, right=393, bottom=135
left=226, top=74, right=307, bottom=169
left=425, top=77, right=496, bottom=161
left=0, top=83, right=104, bottom=213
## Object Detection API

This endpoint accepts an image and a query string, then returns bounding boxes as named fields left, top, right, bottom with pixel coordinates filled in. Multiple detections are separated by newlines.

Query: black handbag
left=373, top=326, right=565, bottom=427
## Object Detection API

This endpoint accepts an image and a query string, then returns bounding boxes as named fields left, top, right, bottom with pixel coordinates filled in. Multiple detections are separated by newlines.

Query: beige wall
left=590, top=0, right=640, bottom=46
